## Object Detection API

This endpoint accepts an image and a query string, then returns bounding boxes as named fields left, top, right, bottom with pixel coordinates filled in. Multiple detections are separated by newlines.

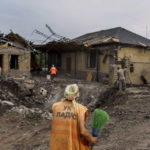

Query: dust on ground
left=0, top=76, right=150, bottom=150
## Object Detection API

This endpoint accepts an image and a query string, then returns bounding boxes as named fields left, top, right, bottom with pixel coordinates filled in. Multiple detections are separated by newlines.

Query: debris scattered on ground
left=1, top=76, right=150, bottom=150
left=40, top=87, right=47, bottom=96
left=11, top=105, right=52, bottom=120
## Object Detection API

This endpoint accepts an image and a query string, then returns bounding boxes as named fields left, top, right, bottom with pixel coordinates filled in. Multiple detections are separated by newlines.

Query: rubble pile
left=0, top=77, right=113, bottom=120
left=1, top=76, right=150, bottom=150
left=0, top=78, right=54, bottom=119
left=11, top=105, right=52, bottom=120
left=0, top=79, right=52, bottom=107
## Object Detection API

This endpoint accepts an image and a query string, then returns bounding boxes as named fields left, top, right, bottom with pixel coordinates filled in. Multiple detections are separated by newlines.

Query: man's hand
left=91, top=137, right=97, bottom=144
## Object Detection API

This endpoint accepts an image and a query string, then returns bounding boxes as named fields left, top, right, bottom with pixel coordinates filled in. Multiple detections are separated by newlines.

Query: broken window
left=10, top=55, right=19, bottom=69
left=87, top=52, right=96, bottom=68
left=130, top=64, right=134, bottom=73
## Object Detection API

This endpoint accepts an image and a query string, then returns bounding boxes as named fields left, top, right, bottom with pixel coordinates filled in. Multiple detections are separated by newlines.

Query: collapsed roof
left=33, top=41, right=87, bottom=52
left=74, top=27, right=150, bottom=48
left=33, top=27, right=150, bottom=53
left=0, top=32, right=32, bottom=50
left=5, top=32, right=28, bottom=47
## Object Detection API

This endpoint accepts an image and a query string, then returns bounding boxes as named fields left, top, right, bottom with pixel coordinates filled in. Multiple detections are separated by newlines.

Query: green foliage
left=41, top=53, right=48, bottom=67
left=31, top=52, right=48, bottom=69
left=34, top=55, right=40, bottom=65
left=92, top=109, right=109, bottom=129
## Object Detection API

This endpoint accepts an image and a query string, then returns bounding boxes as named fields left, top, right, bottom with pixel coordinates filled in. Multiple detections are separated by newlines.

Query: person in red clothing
left=50, top=65, right=57, bottom=81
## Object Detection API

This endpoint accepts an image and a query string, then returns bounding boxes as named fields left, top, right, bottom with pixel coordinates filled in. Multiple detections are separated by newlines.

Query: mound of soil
left=1, top=77, right=150, bottom=150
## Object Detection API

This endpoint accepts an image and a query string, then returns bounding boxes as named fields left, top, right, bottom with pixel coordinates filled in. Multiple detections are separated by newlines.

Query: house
left=33, top=41, right=86, bottom=74
left=0, top=32, right=31, bottom=77
left=34, top=27, right=150, bottom=85
left=75, top=27, right=150, bottom=85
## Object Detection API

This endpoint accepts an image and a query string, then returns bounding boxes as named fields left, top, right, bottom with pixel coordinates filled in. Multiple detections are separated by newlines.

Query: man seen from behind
left=50, top=84, right=97, bottom=150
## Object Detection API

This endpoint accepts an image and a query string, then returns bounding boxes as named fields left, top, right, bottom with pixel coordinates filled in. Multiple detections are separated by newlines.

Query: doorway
left=66, top=57, right=71, bottom=73
left=10, top=55, right=19, bottom=69
left=0, top=55, right=3, bottom=68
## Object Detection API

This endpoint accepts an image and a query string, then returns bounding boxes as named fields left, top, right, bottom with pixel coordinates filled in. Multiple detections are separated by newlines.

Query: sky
left=0, top=0, right=150, bottom=43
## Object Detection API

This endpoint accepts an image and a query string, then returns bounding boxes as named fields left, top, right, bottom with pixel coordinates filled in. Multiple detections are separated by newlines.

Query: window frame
left=130, top=64, right=134, bottom=73
left=87, top=51, right=96, bottom=68
left=9, top=55, right=19, bottom=70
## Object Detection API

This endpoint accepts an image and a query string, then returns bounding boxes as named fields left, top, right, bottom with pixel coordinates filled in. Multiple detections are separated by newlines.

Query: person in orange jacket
left=50, top=84, right=97, bottom=150
left=50, top=65, right=57, bottom=81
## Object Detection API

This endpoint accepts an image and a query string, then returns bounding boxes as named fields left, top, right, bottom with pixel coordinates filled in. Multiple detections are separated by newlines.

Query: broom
left=92, top=108, right=109, bottom=140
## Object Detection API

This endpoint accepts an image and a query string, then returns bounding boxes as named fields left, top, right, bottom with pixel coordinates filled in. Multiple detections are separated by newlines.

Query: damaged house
left=75, top=27, right=150, bottom=85
left=34, top=27, right=150, bottom=85
left=0, top=32, right=31, bottom=77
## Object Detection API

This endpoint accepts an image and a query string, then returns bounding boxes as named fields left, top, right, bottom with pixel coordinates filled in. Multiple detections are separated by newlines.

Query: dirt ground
left=0, top=77, right=150, bottom=150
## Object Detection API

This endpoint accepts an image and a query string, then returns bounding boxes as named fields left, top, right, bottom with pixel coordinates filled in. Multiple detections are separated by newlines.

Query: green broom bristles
left=92, top=109, right=109, bottom=129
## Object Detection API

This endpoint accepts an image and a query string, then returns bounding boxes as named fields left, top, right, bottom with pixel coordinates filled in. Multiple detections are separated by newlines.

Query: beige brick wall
left=0, top=46, right=31, bottom=76
left=61, top=51, right=111, bottom=74
left=99, top=54, right=110, bottom=74
left=3, top=54, right=9, bottom=71
left=118, top=47, right=150, bottom=84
